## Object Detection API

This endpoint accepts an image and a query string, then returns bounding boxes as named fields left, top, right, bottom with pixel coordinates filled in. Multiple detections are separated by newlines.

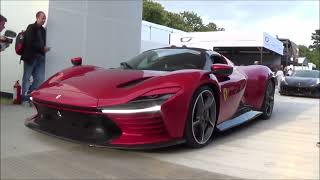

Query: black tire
left=260, top=80, right=275, bottom=120
left=184, top=86, right=217, bottom=148
left=279, top=86, right=284, bottom=96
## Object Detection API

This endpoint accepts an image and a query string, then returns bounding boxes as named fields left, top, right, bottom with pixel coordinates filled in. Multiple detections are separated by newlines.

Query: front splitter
left=25, top=118, right=185, bottom=150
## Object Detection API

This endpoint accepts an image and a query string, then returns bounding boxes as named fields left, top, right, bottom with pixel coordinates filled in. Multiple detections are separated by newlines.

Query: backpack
left=15, top=31, right=25, bottom=55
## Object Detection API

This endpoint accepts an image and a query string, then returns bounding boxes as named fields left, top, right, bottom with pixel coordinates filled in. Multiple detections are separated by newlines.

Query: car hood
left=285, top=76, right=319, bottom=87
left=32, top=68, right=175, bottom=107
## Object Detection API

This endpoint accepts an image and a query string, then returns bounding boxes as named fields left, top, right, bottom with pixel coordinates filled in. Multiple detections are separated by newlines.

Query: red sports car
left=25, top=47, right=275, bottom=149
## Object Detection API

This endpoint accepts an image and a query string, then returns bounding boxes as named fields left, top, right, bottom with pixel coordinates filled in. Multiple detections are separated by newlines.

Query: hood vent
left=117, top=77, right=152, bottom=88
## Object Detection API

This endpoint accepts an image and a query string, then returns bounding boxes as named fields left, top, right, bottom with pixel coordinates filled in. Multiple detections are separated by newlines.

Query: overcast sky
left=156, top=0, right=319, bottom=46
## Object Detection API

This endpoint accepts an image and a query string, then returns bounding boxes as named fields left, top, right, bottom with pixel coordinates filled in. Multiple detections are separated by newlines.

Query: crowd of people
left=268, top=64, right=296, bottom=89
left=253, top=61, right=294, bottom=78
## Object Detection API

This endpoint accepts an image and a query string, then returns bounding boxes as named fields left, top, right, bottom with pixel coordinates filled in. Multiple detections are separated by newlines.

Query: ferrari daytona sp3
left=25, top=47, right=275, bottom=149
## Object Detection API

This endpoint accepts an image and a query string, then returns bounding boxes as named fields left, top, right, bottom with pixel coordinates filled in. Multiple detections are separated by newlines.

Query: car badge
left=57, top=111, right=62, bottom=118
left=56, top=95, right=62, bottom=99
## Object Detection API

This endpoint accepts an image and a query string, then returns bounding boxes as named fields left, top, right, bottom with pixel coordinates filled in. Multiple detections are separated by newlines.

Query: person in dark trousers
left=20, top=11, right=50, bottom=103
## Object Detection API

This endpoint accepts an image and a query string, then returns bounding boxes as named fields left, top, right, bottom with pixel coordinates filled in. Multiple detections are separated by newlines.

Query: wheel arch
left=261, top=73, right=276, bottom=109
left=183, top=82, right=220, bottom=134
left=183, top=83, right=220, bottom=148
left=260, top=77, right=275, bottom=119
left=268, top=75, right=276, bottom=89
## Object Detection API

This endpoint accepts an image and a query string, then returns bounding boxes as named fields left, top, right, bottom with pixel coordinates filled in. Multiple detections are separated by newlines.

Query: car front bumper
left=25, top=100, right=185, bottom=149
left=279, top=83, right=320, bottom=98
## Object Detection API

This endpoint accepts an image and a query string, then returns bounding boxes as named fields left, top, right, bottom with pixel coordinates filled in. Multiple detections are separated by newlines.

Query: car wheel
left=279, top=87, right=284, bottom=96
left=279, top=89, right=284, bottom=95
left=260, top=80, right=275, bottom=119
left=184, top=86, right=217, bottom=148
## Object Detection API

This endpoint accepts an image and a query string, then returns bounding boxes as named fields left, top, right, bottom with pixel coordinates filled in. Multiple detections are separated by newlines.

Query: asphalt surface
left=1, top=91, right=319, bottom=179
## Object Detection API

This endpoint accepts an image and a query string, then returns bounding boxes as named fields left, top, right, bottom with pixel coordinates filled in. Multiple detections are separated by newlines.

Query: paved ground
left=1, top=92, right=319, bottom=179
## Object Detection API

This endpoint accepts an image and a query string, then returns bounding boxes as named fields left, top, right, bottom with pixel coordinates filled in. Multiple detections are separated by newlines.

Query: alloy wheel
left=191, top=90, right=216, bottom=145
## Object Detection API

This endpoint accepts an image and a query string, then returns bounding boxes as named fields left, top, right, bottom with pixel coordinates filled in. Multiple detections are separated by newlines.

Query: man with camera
left=20, top=11, right=50, bottom=104
left=0, top=14, right=10, bottom=52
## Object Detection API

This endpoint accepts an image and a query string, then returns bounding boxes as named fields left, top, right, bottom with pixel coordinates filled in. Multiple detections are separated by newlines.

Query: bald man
left=20, top=11, right=50, bottom=104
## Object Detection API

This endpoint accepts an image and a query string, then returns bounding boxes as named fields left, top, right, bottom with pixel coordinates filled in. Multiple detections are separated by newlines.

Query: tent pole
left=260, top=47, right=263, bottom=64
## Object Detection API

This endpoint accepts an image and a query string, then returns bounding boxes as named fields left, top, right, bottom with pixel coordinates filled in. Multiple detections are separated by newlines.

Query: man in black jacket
left=21, top=11, right=50, bottom=103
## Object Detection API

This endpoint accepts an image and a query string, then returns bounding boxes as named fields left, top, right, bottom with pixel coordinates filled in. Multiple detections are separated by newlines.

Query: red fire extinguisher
left=13, top=80, right=21, bottom=104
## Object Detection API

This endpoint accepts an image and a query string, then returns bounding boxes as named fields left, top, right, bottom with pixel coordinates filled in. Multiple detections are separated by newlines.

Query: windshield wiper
left=120, top=62, right=133, bottom=69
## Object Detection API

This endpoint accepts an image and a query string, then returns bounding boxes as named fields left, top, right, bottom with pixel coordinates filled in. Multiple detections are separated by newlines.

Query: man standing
left=20, top=11, right=50, bottom=102
left=0, top=14, right=10, bottom=52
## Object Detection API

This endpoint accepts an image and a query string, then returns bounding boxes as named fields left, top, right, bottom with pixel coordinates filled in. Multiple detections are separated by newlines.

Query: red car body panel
left=237, top=65, right=273, bottom=109
left=216, top=68, right=247, bottom=123
left=26, top=48, right=274, bottom=148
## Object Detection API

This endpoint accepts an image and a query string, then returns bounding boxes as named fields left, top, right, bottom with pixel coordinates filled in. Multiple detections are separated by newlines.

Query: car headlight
left=101, top=94, right=173, bottom=114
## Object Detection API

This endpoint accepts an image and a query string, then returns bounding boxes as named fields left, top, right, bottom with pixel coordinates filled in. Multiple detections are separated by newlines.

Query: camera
left=1, top=30, right=16, bottom=44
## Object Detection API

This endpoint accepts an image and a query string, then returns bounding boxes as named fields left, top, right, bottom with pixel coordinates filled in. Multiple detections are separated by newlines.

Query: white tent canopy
left=170, top=31, right=284, bottom=55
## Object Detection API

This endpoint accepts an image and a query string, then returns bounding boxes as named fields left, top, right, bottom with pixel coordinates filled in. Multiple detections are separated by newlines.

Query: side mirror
left=71, top=57, right=82, bottom=66
left=211, top=64, right=233, bottom=77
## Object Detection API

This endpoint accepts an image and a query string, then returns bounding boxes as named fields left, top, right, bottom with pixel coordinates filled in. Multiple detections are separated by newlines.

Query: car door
left=206, top=53, right=247, bottom=123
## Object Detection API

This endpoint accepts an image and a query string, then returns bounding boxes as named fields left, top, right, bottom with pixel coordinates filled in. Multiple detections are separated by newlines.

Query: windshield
left=121, top=49, right=205, bottom=71
left=293, top=70, right=320, bottom=78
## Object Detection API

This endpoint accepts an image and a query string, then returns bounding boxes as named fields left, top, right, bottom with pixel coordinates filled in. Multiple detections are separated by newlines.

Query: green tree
left=309, top=29, right=320, bottom=69
left=199, top=22, right=225, bottom=32
left=142, top=0, right=167, bottom=26
left=309, top=50, right=320, bottom=69
left=165, top=12, right=193, bottom=32
left=142, top=0, right=225, bottom=32
left=298, top=45, right=310, bottom=57
left=298, top=45, right=320, bottom=69
left=180, top=11, right=205, bottom=32
left=310, top=29, right=320, bottom=50
left=205, top=22, right=218, bottom=31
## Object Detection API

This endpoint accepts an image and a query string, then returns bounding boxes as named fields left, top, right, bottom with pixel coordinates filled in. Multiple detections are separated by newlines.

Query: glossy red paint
left=29, top=68, right=213, bottom=146
left=106, top=112, right=173, bottom=145
left=26, top=49, right=273, bottom=148
left=71, top=57, right=82, bottom=66
left=216, top=67, right=247, bottom=123
left=210, top=63, right=233, bottom=77
left=237, top=65, right=274, bottom=109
